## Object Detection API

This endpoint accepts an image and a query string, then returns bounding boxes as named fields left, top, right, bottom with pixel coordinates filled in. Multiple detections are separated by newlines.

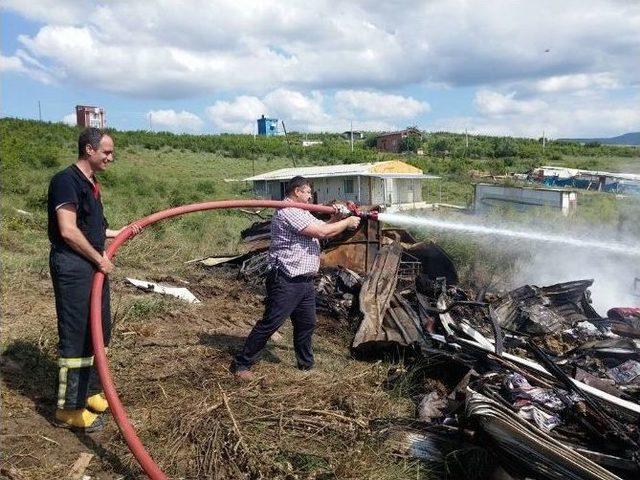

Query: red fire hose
left=90, top=200, right=337, bottom=479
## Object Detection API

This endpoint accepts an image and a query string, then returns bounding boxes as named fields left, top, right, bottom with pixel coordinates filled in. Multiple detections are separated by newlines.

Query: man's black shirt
left=47, top=165, right=108, bottom=252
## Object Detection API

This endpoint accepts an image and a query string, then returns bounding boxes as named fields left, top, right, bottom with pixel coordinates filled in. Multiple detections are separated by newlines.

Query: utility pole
left=149, top=112, right=153, bottom=131
left=281, top=120, right=297, bottom=168
left=38, top=100, right=42, bottom=121
left=465, top=128, right=469, bottom=149
left=542, top=130, right=546, bottom=154
left=350, top=119, right=354, bottom=152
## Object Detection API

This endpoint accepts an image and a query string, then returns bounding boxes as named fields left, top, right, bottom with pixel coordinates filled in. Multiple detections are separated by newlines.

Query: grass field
left=1, top=118, right=639, bottom=478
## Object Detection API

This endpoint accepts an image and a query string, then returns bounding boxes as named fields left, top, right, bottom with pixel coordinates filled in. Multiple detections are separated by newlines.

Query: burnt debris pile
left=203, top=217, right=640, bottom=479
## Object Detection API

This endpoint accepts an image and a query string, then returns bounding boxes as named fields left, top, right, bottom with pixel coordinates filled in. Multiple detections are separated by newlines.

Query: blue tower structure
left=257, top=114, right=278, bottom=136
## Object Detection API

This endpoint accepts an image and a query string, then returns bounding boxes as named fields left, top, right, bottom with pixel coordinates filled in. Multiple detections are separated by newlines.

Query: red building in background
left=376, top=128, right=420, bottom=152
left=75, top=105, right=105, bottom=128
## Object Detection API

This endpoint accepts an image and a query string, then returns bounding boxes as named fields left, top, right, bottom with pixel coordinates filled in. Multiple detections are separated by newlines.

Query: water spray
left=377, top=212, right=640, bottom=257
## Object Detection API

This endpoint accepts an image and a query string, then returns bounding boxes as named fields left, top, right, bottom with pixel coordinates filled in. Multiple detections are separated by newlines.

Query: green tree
left=400, top=135, right=421, bottom=153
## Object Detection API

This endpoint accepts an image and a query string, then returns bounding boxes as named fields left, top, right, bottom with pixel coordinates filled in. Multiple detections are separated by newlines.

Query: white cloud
left=0, top=52, right=55, bottom=83
left=263, top=89, right=330, bottom=127
left=62, top=113, right=76, bottom=126
left=3, top=1, right=638, bottom=97
left=431, top=91, right=640, bottom=138
left=147, top=109, right=204, bottom=133
left=0, top=54, right=25, bottom=72
left=1, top=0, right=84, bottom=24
left=474, top=90, right=547, bottom=116
left=205, top=89, right=425, bottom=133
left=533, top=73, right=620, bottom=94
left=334, top=90, right=429, bottom=120
left=206, top=96, right=266, bottom=133
left=3, top=1, right=638, bottom=138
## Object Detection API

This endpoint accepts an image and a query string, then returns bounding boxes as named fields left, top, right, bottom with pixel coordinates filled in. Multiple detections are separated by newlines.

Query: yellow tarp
left=369, top=160, right=422, bottom=174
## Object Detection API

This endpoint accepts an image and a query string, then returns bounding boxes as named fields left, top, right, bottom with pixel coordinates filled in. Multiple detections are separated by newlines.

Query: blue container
left=257, top=115, right=279, bottom=136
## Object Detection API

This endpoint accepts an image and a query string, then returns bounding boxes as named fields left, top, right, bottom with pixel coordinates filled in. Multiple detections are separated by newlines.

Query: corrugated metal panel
left=245, top=161, right=439, bottom=181
left=245, top=163, right=373, bottom=181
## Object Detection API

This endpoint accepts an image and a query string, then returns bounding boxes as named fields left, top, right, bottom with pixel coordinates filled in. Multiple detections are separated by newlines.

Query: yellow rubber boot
left=54, top=408, right=103, bottom=431
left=87, top=393, right=109, bottom=413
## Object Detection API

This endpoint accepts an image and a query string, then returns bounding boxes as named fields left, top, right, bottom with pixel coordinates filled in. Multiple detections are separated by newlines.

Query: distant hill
left=558, top=132, right=640, bottom=146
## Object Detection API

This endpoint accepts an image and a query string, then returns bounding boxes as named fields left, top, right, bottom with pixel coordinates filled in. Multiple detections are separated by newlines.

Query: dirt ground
left=1, top=268, right=420, bottom=479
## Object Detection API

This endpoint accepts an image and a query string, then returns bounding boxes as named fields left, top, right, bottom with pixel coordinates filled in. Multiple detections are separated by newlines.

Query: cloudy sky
left=1, top=0, right=638, bottom=137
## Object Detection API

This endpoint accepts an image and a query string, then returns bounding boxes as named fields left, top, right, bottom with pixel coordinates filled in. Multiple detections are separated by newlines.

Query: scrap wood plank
left=353, top=242, right=402, bottom=349
left=67, top=452, right=93, bottom=480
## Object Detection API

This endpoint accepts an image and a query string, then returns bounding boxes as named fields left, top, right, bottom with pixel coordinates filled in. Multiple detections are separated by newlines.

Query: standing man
left=232, top=176, right=360, bottom=380
left=48, top=127, right=140, bottom=431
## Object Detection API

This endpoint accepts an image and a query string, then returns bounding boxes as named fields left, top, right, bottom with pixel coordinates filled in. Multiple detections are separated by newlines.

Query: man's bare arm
left=106, top=224, right=143, bottom=238
left=301, top=216, right=360, bottom=239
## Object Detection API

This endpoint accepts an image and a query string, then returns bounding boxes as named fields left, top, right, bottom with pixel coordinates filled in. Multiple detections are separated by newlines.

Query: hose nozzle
left=345, top=201, right=379, bottom=221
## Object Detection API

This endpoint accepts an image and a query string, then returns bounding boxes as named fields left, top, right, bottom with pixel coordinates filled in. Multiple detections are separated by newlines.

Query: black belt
left=286, top=274, right=315, bottom=283
left=271, top=267, right=315, bottom=283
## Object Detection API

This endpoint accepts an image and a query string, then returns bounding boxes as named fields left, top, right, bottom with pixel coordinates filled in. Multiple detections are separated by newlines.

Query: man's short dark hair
left=285, top=176, right=311, bottom=196
left=78, top=127, right=107, bottom=158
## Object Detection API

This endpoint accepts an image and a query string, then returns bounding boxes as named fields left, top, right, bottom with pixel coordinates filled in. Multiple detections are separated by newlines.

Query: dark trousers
left=50, top=247, right=111, bottom=410
left=234, top=270, right=317, bottom=371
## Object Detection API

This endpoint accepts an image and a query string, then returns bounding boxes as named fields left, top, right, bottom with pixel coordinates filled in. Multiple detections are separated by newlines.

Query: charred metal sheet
left=352, top=242, right=402, bottom=350
left=491, top=280, right=600, bottom=335
left=466, top=390, right=623, bottom=480
left=384, top=293, right=429, bottom=350
left=407, top=241, right=459, bottom=285
left=240, top=220, right=271, bottom=240
left=240, top=251, right=269, bottom=279
left=608, top=308, right=640, bottom=339
left=315, top=267, right=361, bottom=320
left=529, top=340, right=640, bottom=454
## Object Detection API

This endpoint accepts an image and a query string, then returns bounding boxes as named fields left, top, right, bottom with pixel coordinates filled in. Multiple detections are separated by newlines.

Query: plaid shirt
left=269, top=199, right=323, bottom=277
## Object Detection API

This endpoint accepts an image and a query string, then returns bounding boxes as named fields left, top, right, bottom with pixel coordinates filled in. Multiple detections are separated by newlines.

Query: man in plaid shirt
left=232, top=176, right=360, bottom=380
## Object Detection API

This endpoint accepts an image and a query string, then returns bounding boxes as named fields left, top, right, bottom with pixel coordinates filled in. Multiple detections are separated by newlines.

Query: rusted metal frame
left=328, top=240, right=373, bottom=245
left=366, top=217, right=381, bottom=274
left=365, top=219, right=370, bottom=273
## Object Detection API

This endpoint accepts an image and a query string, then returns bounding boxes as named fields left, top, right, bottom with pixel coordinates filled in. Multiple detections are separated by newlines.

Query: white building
left=245, top=160, right=439, bottom=207
left=474, top=183, right=577, bottom=216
